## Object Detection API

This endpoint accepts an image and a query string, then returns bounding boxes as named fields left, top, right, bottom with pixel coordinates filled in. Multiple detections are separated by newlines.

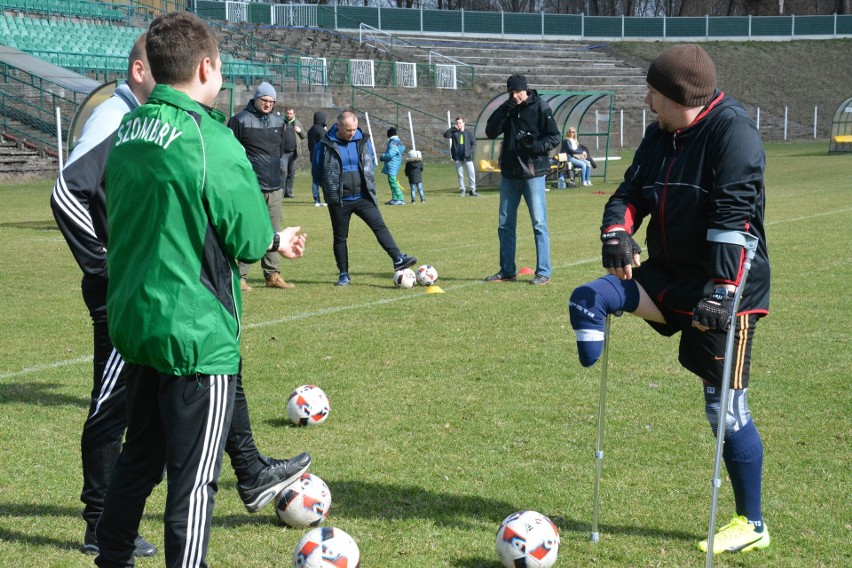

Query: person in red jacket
left=568, top=44, right=771, bottom=555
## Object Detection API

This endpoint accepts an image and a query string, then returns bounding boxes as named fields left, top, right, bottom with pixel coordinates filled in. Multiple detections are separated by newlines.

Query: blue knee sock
left=722, top=420, right=764, bottom=530
left=568, top=275, right=639, bottom=367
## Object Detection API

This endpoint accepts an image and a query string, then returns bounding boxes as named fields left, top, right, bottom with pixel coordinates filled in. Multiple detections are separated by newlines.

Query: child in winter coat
left=405, top=150, right=425, bottom=203
left=380, top=126, right=406, bottom=205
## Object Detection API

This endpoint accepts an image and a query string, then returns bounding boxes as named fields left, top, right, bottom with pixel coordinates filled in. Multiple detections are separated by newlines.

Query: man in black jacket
left=228, top=82, right=295, bottom=290
left=311, top=110, right=416, bottom=287
left=307, top=111, right=327, bottom=206
left=484, top=74, right=561, bottom=286
left=568, top=44, right=771, bottom=556
left=443, top=116, right=478, bottom=196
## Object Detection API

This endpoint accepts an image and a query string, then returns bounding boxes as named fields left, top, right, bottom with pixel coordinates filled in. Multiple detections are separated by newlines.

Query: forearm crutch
left=590, top=312, right=614, bottom=543
left=704, top=229, right=759, bottom=567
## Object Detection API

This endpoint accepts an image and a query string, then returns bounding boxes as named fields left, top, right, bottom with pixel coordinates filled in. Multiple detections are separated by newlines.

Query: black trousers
left=282, top=151, right=297, bottom=197
left=79, top=277, right=264, bottom=533
left=328, top=197, right=401, bottom=273
left=95, top=367, right=235, bottom=568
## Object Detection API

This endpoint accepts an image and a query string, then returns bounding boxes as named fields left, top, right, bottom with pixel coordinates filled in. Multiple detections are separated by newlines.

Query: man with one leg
left=484, top=74, right=560, bottom=286
left=93, top=13, right=307, bottom=567
left=312, top=111, right=416, bottom=286
left=568, top=44, right=771, bottom=555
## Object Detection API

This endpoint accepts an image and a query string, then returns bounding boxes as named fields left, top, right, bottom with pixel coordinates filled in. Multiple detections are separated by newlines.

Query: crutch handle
left=706, top=229, right=759, bottom=260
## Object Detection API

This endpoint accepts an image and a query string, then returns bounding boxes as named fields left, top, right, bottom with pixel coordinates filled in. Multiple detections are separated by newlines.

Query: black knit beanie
left=646, top=44, right=717, bottom=107
left=387, top=127, right=397, bottom=138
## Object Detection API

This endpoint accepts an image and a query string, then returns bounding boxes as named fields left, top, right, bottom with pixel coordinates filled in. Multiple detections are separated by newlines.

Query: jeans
left=410, top=182, right=424, bottom=202
left=312, top=181, right=322, bottom=204
left=454, top=160, right=476, bottom=193
left=498, top=175, right=551, bottom=278
left=569, top=156, right=591, bottom=183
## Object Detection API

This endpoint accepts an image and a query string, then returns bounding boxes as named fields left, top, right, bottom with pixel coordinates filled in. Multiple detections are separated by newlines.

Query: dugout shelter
left=828, top=96, right=852, bottom=154
left=473, top=90, right=615, bottom=188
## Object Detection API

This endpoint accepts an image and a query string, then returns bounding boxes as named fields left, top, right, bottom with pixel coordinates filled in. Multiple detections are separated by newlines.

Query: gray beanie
left=646, top=44, right=717, bottom=107
left=253, top=81, right=276, bottom=101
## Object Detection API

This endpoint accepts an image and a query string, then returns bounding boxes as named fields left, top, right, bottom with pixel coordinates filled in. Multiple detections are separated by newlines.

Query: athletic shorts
left=633, top=264, right=758, bottom=388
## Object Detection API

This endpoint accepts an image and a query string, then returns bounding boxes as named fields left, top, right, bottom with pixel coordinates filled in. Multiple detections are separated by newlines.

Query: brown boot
left=240, top=279, right=252, bottom=292
left=265, top=273, right=295, bottom=289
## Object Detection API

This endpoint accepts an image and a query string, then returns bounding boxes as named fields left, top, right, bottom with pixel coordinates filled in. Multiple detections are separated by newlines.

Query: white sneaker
left=315, top=202, right=321, bottom=207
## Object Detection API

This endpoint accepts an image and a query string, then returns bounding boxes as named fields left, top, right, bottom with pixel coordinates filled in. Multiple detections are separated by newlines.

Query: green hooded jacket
left=105, top=84, right=272, bottom=376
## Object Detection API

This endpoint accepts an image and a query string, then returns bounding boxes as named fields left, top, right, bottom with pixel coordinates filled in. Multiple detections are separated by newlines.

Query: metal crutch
left=590, top=312, right=615, bottom=543
left=704, top=230, right=759, bottom=567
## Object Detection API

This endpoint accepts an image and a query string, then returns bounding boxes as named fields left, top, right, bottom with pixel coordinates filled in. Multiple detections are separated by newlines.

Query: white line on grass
left=7, top=207, right=851, bottom=379
left=0, top=355, right=91, bottom=380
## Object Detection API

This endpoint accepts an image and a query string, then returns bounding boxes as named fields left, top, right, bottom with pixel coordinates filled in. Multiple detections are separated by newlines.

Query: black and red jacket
left=602, top=91, right=770, bottom=316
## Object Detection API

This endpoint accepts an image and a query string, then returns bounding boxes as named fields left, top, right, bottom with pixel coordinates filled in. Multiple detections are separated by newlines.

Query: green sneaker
left=699, top=516, right=770, bottom=554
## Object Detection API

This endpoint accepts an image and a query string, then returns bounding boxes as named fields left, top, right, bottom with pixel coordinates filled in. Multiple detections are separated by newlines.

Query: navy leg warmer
left=568, top=275, right=640, bottom=367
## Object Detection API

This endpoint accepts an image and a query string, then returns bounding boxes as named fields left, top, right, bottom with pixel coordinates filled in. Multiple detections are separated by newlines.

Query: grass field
left=0, top=142, right=849, bottom=567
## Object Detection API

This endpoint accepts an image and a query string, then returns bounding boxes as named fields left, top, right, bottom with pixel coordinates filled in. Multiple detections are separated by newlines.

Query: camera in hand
left=516, top=130, right=535, bottom=150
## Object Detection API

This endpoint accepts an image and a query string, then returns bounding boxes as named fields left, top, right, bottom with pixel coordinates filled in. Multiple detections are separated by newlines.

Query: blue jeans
left=312, top=181, right=321, bottom=204
left=498, top=175, right=551, bottom=278
left=569, top=156, right=591, bottom=183
left=410, top=182, right=424, bottom=202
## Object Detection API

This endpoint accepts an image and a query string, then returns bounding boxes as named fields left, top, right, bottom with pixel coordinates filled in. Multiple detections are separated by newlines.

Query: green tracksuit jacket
left=105, top=84, right=272, bottom=376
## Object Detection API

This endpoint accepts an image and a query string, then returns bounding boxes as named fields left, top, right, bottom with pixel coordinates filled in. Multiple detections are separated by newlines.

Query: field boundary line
left=6, top=206, right=851, bottom=380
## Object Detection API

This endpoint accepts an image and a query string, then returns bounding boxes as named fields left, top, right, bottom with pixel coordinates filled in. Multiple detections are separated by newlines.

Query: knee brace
left=704, top=384, right=753, bottom=437
left=568, top=275, right=639, bottom=367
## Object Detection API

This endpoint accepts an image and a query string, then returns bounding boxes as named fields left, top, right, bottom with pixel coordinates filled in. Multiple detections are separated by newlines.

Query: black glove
left=601, top=231, right=642, bottom=270
left=692, top=288, right=736, bottom=330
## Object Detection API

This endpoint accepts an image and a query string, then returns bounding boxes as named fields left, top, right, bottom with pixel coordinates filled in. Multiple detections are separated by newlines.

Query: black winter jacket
left=404, top=160, right=423, bottom=184
left=307, top=111, right=327, bottom=157
left=312, top=125, right=377, bottom=206
left=227, top=101, right=286, bottom=191
left=484, top=89, right=561, bottom=179
left=443, top=126, right=476, bottom=161
left=603, top=91, right=770, bottom=315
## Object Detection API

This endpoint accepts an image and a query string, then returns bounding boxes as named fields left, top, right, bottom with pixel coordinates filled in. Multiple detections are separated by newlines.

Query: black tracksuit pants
left=328, top=196, right=401, bottom=273
left=79, top=277, right=264, bottom=535
left=95, top=367, right=235, bottom=567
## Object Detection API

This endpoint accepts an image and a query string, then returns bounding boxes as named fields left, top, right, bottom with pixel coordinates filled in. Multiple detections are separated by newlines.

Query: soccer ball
left=495, top=510, right=560, bottom=568
left=415, top=264, right=438, bottom=286
left=286, top=385, right=330, bottom=426
left=393, top=268, right=416, bottom=288
left=292, top=527, right=360, bottom=568
left=275, top=473, right=332, bottom=528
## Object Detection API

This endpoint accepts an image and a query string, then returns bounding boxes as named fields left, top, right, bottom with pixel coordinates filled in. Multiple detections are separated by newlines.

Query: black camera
left=516, top=130, right=535, bottom=150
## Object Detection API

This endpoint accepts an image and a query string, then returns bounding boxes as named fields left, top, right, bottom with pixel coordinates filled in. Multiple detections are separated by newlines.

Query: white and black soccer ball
left=275, top=473, right=332, bottom=528
left=415, top=264, right=438, bottom=286
left=286, top=385, right=330, bottom=426
left=393, top=268, right=416, bottom=289
left=495, top=510, right=560, bottom=568
left=292, top=526, right=360, bottom=568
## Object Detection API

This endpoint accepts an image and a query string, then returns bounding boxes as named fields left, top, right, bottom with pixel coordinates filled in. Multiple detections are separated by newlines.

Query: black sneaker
left=238, top=452, right=311, bottom=513
left=393, top=254, right=417, bottom=271
left=82, top=525, right=158, bottom=557
left=530, top=275, right=551, bottom=286
left=484, top=272, right=516, bottom=283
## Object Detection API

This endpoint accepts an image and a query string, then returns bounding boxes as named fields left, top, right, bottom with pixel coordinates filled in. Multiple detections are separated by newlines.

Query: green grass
left=0, top=142, right=850, bottom=567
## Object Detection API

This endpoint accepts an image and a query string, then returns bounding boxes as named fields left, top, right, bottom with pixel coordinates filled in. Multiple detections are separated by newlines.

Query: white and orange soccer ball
left=393, top=268, right=416, bottom=288
left=286, top=385, right=330, bottom=426
left=292, top=527, right=360, bottom=568
left=495, top=510, right=560, bottom=568
left=415, top=264, right=438, bottom=286
left=275, top=473, right=332, bottom=528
